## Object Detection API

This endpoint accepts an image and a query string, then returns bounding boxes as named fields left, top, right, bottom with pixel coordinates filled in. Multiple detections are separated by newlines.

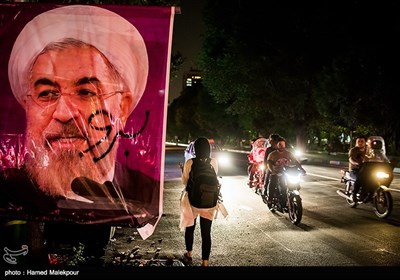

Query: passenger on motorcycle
left=262, top=134, right=280, bottom=197
left=365, top=136, right=390, bottom=162
left=266, top=137, right=305, bottom=206
left=247, top=137, right=267, bottom=188
left=348, top=136, right=367, bottom=201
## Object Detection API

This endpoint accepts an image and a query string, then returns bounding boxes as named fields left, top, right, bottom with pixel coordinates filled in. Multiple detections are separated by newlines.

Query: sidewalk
left=103, top=180, right=186, bottom=267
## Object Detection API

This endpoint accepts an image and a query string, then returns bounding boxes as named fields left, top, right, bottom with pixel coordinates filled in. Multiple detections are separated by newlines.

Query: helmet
left=370, top=140, right=383, bottom=150
left=365, top=136, right=388, bottom=162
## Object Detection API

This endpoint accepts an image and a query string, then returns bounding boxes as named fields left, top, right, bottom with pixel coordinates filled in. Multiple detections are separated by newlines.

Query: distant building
left=183, top=68, right=202, bottom=88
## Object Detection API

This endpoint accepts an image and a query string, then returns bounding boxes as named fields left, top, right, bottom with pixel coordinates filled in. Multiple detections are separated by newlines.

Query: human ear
left=120, top=91, right=133, bottom=123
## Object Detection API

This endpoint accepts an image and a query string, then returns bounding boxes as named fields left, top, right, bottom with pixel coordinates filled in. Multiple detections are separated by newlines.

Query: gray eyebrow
left=33, top=76, right=101, bottom=89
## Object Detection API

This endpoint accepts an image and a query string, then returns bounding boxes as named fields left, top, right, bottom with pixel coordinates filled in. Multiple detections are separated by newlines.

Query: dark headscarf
left=194, top=137, right=211, bottom=159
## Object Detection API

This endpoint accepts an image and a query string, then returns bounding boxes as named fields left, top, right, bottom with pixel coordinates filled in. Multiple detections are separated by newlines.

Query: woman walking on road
left=179, top=137, right=228, bottom=266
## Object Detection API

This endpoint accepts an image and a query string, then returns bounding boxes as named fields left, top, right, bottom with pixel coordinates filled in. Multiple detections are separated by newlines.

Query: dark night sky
left=169, top=0, right=205, bottom=103
left=167, top=1, right=400, bottom=104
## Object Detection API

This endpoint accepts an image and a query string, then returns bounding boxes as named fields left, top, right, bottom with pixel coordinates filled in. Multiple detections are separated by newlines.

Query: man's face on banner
left=24, top=43, right=131, bottom=198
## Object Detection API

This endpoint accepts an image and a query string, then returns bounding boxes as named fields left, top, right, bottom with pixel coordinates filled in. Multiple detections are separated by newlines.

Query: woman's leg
left=184, top=218, right=196, bottom=259
left=199, top=217, right=212, bottom=264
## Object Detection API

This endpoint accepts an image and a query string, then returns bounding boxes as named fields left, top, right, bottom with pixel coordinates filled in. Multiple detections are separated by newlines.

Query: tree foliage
left=192, top=0, right=400, bottom=153
left=167, top=82, right=242, bottom=146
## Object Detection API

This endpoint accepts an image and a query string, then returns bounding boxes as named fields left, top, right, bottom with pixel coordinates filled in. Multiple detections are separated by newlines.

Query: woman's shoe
left=183, top=252, right=193, bottom=263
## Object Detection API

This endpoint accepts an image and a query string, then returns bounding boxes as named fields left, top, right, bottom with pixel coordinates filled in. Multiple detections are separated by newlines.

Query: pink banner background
left=0, top=4, right=174, bottom=234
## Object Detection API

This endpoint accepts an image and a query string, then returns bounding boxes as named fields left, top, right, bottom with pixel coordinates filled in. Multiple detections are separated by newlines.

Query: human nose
left=51, top=94, right=79, bottom=123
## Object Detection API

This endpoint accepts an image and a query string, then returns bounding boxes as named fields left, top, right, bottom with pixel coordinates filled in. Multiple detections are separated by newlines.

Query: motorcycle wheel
left=373, top=187, right=393, bottom=219
left=288, top=194, right=302, bottom=225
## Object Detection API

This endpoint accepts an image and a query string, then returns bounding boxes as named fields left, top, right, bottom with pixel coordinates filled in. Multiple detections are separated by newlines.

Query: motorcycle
left=266, top=165, right=305, bottom=225
left=247, top=137, right=267, bottom=194
left=248, top=162, right=265, bottom=195
left=336, top=136, right=393, bottom=219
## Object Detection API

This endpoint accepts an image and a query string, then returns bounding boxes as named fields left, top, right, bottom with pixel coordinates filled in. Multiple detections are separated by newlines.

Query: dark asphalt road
left=102, top=148, right=400, bottom=272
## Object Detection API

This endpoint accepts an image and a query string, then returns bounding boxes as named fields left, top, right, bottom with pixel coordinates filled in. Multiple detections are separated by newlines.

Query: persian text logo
left=3, top=245, right=29, bottom=265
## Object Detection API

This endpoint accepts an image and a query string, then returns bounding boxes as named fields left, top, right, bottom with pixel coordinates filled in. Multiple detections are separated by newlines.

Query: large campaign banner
left=0, top=3, right=174, bottom=239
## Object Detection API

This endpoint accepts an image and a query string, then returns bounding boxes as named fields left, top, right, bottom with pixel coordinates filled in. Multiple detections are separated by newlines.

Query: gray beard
left=25, top=145, right=112, bottom=197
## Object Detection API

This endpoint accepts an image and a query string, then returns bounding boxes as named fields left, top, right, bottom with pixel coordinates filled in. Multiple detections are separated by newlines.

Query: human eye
left=76, top=88, right=98, bottom=100
left=37, top=90, right=60, bottom=102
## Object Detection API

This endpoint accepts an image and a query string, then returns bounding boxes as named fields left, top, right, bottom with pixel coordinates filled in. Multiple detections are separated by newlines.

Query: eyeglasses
left=27, top=89, right=123, bottom=110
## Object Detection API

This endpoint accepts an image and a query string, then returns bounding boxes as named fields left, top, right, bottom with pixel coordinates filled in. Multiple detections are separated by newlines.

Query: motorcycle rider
left=261, top=133, right=280, bottom=202
left=266, top=137, right=305, bottom=207
left=247, top=138, right=257, bottom=186
left=247, top=137, right=267, bottom=189
left=348, top=135, right=367, bottom=202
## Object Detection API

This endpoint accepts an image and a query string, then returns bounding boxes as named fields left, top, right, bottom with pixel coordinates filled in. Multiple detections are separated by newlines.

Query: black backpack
left=186, top=157, right=221, bottom=208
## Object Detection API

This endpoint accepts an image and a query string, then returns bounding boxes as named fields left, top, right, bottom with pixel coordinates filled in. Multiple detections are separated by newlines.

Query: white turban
left=8, top=5, right=149, bottom=115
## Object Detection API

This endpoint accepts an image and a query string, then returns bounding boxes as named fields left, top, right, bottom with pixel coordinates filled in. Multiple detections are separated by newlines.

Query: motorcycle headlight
left=259, top=163, right=265, bottom=170
left=376, top=171, right=389, bottom=179
left=286, top=173, right=301, bottom=184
